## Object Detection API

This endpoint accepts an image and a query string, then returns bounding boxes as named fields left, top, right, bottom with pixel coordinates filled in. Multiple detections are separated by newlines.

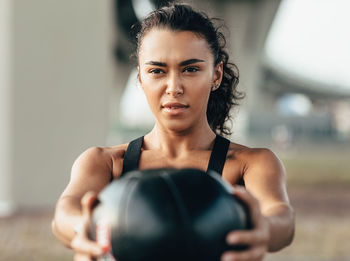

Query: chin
left=158, top=119, right=193, bottom=134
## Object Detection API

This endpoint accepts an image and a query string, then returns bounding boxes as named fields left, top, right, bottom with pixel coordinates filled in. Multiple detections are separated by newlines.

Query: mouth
left=162, top=102, right=189, bottom=115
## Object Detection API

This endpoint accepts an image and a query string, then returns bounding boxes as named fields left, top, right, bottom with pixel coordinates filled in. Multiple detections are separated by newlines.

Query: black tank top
left=119, top=135, right=245, bottom=186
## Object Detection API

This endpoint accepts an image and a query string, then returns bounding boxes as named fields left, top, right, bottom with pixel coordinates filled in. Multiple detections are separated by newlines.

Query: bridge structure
left=2, top=0, right=347, bottom=213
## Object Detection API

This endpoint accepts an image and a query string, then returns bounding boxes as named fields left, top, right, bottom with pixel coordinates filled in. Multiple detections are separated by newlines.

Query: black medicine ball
left=91, top=168, right=251, bottom=261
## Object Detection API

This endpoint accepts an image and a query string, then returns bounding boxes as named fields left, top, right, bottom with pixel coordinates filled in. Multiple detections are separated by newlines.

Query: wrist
left=263, top=216, right=274, bottom=252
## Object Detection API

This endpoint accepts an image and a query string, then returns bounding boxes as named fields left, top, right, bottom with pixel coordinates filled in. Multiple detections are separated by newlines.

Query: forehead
left=138, top=28, right=213, bottom=64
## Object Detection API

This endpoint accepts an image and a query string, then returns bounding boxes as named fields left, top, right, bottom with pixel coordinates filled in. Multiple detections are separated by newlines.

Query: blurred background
left=0, top=0, right=349, bottom=260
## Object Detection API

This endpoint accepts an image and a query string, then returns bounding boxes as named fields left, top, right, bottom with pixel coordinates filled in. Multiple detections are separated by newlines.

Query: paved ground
left=1, top=185, right=349, bottom=261
left=265, top=186, right=350, bottom=261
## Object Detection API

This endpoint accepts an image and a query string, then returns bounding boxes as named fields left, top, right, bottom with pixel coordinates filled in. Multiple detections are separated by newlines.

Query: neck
left=145, top=121, right=217, bottom=158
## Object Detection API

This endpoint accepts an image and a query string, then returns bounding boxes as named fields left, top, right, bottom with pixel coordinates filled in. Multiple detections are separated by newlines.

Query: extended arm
left=52, top=147, right=113, bottom=256
left=245, top=148, right=294, bottom=251
left=222, top=149, right=295, bottom=261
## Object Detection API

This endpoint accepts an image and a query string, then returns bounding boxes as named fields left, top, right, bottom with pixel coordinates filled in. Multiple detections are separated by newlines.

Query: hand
left=221, top=186, right=270, bottom=261
left=70, top=191, right=105, bottom=261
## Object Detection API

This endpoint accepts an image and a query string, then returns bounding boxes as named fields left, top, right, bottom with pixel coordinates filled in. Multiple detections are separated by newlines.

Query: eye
left=149, top=68, right=164, bottom=74
left=183, top=66, right=199, bottom=73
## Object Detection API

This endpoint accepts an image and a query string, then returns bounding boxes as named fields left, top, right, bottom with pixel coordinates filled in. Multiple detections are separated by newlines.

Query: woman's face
left=138, top=28, right=222, bottom=133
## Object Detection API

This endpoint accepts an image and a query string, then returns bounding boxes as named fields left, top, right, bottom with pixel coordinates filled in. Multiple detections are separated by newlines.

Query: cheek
left=187, top=79, right=212, bottom=103
left=141, top=81, right=162, bottom=110
left=143, top=87, right=158, bottom=103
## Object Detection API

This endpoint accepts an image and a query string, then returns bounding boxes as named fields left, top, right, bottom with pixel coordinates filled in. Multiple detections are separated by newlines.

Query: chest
left=137, top=150, right=243, bottom=185
left=138, top=150, right=209, bottom=170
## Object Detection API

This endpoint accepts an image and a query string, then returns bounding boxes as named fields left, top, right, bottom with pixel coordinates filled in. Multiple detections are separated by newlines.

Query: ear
left=212, top=61, right=223, bottom=87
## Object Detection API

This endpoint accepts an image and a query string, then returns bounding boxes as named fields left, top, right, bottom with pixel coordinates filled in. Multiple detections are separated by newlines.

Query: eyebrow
left=145, top=59, right=205, bottom=67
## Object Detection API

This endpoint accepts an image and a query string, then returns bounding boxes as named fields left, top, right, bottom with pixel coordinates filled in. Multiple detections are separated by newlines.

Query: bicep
left=243, top=149, right=290, bottom=214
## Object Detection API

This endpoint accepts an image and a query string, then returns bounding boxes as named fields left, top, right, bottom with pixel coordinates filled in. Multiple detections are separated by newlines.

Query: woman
left=52, top=3, right=295, bottom=261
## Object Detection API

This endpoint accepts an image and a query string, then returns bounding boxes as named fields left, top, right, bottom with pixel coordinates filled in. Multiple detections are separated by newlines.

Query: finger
left=81, top=191, right=98, bottom=217
left=221, top=245, right=266, bottom=261
left=74, top=253, right=93, bottom=261
left=80, top=191, right=98, bottom=238
left=226, top=230, right=267, bottom=246
left=71, top=234, right=104, bottom=257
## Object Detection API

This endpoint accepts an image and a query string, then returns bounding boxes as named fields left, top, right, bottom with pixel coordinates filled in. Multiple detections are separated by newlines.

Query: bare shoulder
left=227, top=142, right=289, bottom=207
left=73, top=145, right=121, bottom=170
left=75, top=143, right=130, bottom=176
left=61, top=143, right=129, bottom=198
left=227, top=142, right=285, bottom=176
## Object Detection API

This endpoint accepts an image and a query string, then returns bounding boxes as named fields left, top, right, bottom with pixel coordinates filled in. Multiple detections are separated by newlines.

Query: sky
left=264, top=0, right=350, bottom=92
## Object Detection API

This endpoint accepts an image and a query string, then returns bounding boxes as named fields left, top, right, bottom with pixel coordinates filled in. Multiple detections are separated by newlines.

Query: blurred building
left=0, top=0, right=348, bottom=213
left=256, top=0, right=350, bottom=145
left=0, top=0, right=113, bottom=215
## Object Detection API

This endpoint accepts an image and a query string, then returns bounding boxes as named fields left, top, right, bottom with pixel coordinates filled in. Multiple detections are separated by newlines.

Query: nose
left=165, top=73, right=183, bottom=97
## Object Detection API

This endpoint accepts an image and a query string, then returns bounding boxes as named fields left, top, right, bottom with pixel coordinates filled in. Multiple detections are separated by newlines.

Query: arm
left=263, top=200, right=295, bottom=252
left=52, top=147, right=113, bottom=256
left=244, top=148, right=294, bottom=251
left=222, top=149, right=295, bottom=260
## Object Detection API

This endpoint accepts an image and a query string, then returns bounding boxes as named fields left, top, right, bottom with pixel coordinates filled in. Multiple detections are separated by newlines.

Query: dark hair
left=134, top=3, right=244, bottom=135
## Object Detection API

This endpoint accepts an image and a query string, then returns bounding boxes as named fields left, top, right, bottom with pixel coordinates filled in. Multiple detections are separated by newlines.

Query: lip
left=161, top=102, right=189, bottom=115
left=162, top=102, right=188, bottom=108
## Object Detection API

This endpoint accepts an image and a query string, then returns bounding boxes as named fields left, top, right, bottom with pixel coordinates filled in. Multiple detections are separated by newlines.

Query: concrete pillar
left=0, top=0, right=114, bottom=213
left=0, top=0, right=14, bottom=216
left=199, top=0, right=281, bottom=142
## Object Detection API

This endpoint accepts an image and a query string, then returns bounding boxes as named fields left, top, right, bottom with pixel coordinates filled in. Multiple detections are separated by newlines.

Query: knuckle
left=256, top=235, right=268, bottom=248
left=256, top=231, right=267, bottom=243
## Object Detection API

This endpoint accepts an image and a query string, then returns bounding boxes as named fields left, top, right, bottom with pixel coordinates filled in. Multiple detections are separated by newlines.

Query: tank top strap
left=206, top=135, right=230, bottom=175
left=121, top=136, right=144, bottom=177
